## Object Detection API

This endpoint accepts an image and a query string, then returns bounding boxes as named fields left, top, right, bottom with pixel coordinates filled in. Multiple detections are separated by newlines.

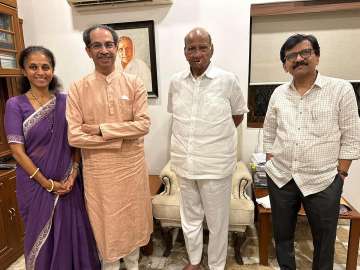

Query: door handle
left=8, top=209, right=13, bottom=220
left=8, top=208, right=16, bottom=220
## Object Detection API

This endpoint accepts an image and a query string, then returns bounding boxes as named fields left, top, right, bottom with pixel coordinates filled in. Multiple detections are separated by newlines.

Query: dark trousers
left=267, top=175, right=343, bottom=270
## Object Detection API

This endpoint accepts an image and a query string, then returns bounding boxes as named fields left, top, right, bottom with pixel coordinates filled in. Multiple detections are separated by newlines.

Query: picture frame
left=107, top=20, right=158, bottom=98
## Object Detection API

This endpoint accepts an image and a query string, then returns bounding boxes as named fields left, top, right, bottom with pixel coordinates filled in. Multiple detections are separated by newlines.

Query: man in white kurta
left=168, top=28, right=248, bottom=270
left=66, top=25, right=152, bottom=270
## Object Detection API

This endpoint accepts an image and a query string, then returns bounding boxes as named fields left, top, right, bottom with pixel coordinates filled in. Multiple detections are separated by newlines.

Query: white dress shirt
left=264, top=73, right=360, bottom=196
left=168, top=64, right=248, bottom=179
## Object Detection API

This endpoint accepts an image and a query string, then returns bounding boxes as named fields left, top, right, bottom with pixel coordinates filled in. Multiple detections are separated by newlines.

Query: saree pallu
left=4, top=93, right=100, bottom=270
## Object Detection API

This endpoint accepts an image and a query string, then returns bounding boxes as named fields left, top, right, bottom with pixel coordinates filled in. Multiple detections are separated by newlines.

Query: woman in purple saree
left=4, top=46, right=100, bottom=270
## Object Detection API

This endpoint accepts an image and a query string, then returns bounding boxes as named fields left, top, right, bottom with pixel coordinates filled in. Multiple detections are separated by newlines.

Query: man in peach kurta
left=66, top=24, right=152, bottom=270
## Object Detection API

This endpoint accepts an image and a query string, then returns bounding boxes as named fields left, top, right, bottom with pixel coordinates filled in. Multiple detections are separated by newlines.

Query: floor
left=7, top=218, right=360, bottom=270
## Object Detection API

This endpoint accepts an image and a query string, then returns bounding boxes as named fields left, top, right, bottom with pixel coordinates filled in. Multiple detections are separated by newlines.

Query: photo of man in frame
left=114, top=28, right=153, bottom=95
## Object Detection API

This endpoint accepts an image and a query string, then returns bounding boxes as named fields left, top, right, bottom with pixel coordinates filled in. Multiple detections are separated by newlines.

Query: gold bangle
left=46, top=179, right=54, bottom=192
left=30, top=168, right=39, bottom=179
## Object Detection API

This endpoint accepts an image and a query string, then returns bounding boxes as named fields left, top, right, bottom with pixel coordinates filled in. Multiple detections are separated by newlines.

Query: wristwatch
left=338, top=170, right=348, bottom=178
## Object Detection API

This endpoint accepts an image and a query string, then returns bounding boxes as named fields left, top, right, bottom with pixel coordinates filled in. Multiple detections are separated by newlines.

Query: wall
left=17, top=0, right=360, bottom=210
left=251, top=10, right=360, bottom=83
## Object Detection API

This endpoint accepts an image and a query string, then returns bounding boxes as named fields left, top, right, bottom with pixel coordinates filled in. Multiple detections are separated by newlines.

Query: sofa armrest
left=232, top=161, right=253, bottom=200
left=159, top=161, right=178, bottom=195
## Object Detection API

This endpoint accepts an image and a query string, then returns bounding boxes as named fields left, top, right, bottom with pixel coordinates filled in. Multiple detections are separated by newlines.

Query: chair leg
left=233, top=231, right=246, bottom=265
left=161, top=226, right=174, bottom=257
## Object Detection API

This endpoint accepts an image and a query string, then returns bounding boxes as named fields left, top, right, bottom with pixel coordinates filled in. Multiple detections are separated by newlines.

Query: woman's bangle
left=46, top=179, right=54, bottom=192
left=29, top=168, right=39, bottom=179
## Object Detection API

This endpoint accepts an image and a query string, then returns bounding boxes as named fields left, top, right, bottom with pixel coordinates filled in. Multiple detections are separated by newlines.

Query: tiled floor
left=7, top=220, right=360, bottom=269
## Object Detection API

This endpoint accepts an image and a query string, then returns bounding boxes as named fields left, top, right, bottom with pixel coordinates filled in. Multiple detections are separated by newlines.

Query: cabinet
left=0, top=1, right=16, bottom=8
left=0, top=78, right=10, bottom=157
left=0, top=169, right=24, bottom=270
left=0, top=1, right=24, bottom=268
left=0, top=76, right=20, bottom=158
left=0, top=0, right=24, bottom=157
left=0, top=1, right=22, bottom=76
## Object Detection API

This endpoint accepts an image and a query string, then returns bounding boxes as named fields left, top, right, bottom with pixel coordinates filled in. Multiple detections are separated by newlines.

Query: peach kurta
left=66, top=70, right=152, bottom=262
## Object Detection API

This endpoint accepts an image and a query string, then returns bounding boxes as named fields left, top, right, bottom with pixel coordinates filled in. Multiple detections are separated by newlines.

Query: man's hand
left=63, top=171, right=77, bottom=191
left=51, top=180, right=71, bottom=196
left=81, top=124, right=101, bottom=135
left=339, top=174, right=347, bottom=181
left=232, top=115, right=244, bottom=127
left=266, top=153, right=273, bottom=161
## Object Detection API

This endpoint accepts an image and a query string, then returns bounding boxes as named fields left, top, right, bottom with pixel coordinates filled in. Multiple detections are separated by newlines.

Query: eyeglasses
left=88, top=42, right=116, bottom=50
left=285, top=48, right=313, bottom=62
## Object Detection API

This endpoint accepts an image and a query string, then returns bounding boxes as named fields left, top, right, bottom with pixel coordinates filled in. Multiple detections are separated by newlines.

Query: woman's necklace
left=29, top=90, right=46, bottom=107
left=29, top=90, right=55, bottom=133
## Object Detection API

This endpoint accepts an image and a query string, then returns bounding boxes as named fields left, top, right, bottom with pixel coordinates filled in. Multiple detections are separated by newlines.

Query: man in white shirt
left=263, top=34, right=360, bottom=270
left=115, top=36, right=152, bottom=93
left=168, top=27, right=248, bottom=270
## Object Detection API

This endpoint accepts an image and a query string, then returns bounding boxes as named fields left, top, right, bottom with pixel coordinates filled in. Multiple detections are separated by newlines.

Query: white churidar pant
left=101, top=248, right=139, bottom=270
left=178, top=176, right=232, bottom=270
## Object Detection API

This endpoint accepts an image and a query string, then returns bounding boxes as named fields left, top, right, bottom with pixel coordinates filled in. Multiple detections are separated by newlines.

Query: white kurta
left=168, top=64, right=249, bottom=179
left=168, top=64, right=248, bottom=270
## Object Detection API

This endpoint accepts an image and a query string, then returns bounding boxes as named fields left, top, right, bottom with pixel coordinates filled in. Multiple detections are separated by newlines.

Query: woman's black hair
left=18, top=46, right=61, bottom=94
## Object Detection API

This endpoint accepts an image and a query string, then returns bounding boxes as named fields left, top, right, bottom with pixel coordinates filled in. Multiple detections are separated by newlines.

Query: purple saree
left=4, top=93, right=100, bottom=270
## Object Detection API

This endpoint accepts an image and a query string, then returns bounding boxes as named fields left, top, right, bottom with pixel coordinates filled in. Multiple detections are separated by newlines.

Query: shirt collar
left=313, top=72, right=325, bottom=89
left=94, top=69, right=118, bottom=83
left=289, top=71, right=324, bottom=92
left=182, top=62, right=216, bottom=80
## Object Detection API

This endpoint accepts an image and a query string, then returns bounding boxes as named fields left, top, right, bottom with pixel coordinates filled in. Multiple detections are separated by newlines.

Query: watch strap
left=338, top=170, right=348, bottom=177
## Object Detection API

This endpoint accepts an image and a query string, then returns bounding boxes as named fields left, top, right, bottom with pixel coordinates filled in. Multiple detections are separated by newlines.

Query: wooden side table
left=253, top=186, right=360, bottom=270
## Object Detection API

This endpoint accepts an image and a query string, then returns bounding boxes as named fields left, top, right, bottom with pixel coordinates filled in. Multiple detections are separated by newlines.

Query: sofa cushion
left=230, top=198, right=255, bottom=226
left=152, top=194, right=181, bottom=222
left=153, top=194, right=254, bottom=228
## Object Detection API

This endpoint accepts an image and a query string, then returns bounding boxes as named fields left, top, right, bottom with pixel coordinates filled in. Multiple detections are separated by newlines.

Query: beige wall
left=251, top=10, right=360, bottom=83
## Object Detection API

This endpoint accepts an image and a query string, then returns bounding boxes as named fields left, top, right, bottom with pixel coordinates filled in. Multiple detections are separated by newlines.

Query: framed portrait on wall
left=107, top=20, right=158, bottom=98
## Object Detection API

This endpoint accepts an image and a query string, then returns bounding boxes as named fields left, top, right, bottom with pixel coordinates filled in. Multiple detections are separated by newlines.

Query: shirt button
left=298, top=128, right=300, bottom=130
left=299, top=112, right=302, bottom=114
